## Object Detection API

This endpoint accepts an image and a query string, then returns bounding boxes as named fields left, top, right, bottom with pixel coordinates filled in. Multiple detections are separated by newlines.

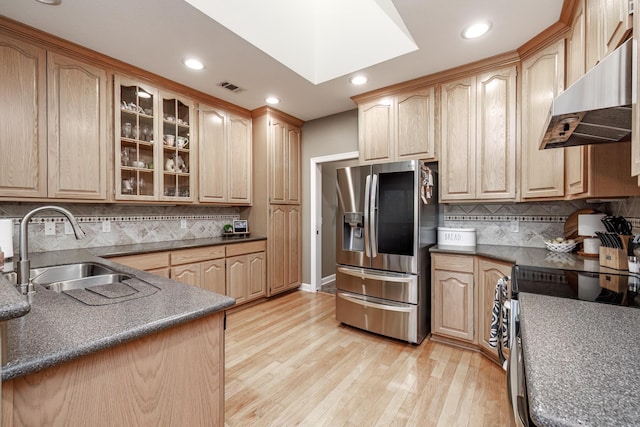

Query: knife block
left=599, top=236, right=632, bottom=270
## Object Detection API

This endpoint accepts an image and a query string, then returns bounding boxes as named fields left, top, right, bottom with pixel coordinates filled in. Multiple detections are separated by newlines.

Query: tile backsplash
left=0, top=203, right=240, bottom=257
left=443, top=199, right=609, bottom=247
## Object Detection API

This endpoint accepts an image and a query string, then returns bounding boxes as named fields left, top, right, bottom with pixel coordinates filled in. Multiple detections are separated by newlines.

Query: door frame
left=307, top=151, right=359, bottom=292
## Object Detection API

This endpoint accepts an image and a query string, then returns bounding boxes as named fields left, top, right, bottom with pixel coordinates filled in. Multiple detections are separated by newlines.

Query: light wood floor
left=225, top=291, right=513, bottom=427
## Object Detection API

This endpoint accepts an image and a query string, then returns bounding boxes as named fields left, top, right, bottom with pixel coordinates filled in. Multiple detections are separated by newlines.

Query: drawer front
left=432, top=254, right=474, bottom=273
left=109, top=252, right=170, bottom=271
left=336, top=292, right=418, bottom=343
left=226, top=240, right=267, bottom=257
left=171, top=246, right=226, bottom=265
left=336, top=266, right=418, bottom=304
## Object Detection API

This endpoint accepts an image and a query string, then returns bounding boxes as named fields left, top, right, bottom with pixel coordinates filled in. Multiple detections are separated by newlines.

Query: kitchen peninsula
left=0, top=248, right=234, bottom=426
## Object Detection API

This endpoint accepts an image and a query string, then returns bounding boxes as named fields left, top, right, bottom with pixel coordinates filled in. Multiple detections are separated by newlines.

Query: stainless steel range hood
left=540, top=38, right=633, bottom=150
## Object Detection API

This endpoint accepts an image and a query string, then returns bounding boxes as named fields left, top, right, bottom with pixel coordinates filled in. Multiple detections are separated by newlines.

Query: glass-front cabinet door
left=115, top=76, right=157, bottom=200
left=114, top=75, right=194, bottom=201
left=160, top=92, right=193, bottom=200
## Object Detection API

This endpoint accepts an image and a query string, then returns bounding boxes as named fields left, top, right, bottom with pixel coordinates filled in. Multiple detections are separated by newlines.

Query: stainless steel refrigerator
left=335, top=160, right=440, bottom=344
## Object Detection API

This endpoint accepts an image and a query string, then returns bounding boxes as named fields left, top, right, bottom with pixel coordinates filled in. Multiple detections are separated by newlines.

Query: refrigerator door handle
left=364, top=174, right=372, bottom=258
left=370, top=173, right=378, bottom=258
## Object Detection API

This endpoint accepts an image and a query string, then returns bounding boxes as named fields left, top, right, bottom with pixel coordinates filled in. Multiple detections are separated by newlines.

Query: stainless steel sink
left=30, top=262, right=124, bottom=285
left=2, top=262, right=136, bottom=293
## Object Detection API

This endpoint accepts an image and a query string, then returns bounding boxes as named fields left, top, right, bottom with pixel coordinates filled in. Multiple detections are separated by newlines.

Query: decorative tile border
left=5, top=214, right=239, bottom=225
left=444, top=214, right=568, bottom=223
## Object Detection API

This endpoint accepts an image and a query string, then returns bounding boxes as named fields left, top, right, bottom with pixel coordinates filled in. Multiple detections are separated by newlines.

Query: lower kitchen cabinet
left=477, top=258, right=512, bottom=362
left=431, top=252, right=514, bottom=366
left=226, top=251, right=266, bottom=305
left=109, top=240, right=266, bottom=307
left=269, top=205, right=301, bottom=296
left=432, top=254, right=475, bottom=343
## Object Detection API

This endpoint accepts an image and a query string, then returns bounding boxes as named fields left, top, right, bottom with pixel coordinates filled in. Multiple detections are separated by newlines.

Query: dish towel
left=489, top=276, right=509, bottom=350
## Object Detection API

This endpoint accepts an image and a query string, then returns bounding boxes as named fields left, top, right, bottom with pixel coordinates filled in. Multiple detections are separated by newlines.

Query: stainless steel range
left=335, top=160, right=441, bottom=344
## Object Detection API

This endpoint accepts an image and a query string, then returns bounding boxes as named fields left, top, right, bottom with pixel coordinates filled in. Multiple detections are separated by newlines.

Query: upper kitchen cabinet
left=199, top=104, right=252, bottom=205
left=521, top=39, right=566, bottom=200
left=159, top=91, right=194, bottom=201
left=0, top=33, right=109, bottom=200
left=47, top=52, right=109, bottom=200
left=440, top=66, right=517, bottom=202
left=115, top=76, right=159, bottom=200
left=566, top=1, right=640, bottom=198
left=586, top=0, right=632, bottom=70
left=356, top=87, right=437, bottom=164
left=115, top=76, right=195, bottom=202
left=269, top=114, right=301, bottom=205
left=0, top=34, right=47, bottom=198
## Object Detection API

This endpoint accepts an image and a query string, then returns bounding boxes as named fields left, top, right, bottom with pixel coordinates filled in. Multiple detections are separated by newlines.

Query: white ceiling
left=0, top=0, right=563, bottom=122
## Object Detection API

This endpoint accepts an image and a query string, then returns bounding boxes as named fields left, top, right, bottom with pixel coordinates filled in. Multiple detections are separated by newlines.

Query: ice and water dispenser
left=342, top=212, right=365, bottom=252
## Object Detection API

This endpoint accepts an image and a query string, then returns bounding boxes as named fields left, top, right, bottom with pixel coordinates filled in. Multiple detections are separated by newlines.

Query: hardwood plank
left=225, top=291, right=513, bottom=426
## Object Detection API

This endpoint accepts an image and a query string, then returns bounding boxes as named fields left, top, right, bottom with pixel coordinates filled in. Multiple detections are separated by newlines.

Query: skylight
left=183, top=0, right=418, bottom=85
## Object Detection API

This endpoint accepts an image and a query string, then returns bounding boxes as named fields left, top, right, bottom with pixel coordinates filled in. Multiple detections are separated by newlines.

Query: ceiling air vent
left=218, top=81, right=243, bottom=93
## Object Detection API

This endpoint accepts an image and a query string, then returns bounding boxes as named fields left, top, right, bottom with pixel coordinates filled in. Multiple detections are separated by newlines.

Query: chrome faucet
left=17, top=206, right=85, bottom=294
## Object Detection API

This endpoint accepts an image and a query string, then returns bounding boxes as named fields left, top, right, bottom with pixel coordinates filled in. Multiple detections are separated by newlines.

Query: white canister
left=0, top=219, right=13, bottom=259
left=437, top=227, right=476, bottom=247
left=582, top=237, right=601, bottom=255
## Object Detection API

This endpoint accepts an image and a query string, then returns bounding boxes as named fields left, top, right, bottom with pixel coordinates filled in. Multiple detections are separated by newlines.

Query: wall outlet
left=510, top=219, right=519, bottom=233
left=45, top=221, right=56, bottom=236
left=181, top=219, right=187, bottom=229
left=102, top=220, right=111, bottom=233
left=64, top=221, right=74, bottom=235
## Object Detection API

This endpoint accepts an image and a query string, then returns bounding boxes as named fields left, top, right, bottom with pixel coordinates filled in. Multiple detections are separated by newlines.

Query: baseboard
left=321, top=274, right=336, bottom=286
left=299, top=283, right=313, bottom=292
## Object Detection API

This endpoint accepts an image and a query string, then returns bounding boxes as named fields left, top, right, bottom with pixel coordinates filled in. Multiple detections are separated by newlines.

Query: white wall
left=301, top=109, right=358, bottom=284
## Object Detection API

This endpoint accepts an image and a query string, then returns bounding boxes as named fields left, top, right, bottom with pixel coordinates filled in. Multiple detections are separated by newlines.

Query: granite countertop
left=431, top=244, right=623, bottom=274
left=90, top=235, right=267, bottom=258
left=519, top=293, right=640, bottom=427
left=0, top=248, right=235, bottom=381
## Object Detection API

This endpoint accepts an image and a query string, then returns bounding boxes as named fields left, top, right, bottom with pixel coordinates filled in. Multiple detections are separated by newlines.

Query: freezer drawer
left=336, top=292, right=418, bottom=343
left=336, top=266, right=419, bottom=304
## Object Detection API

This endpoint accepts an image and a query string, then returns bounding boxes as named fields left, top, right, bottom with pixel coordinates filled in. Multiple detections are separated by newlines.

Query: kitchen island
left=0, top=248, right=234, bottom=426
left=519, top=292, right=640, bottom=426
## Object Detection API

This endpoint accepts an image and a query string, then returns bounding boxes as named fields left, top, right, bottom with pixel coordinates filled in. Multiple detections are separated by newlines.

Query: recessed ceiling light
left=36, top=0, right=61, bottom=4
left=461, top=21, right=492, bottom=40
left=183, top=58, right=205, bottom=70
left=265, top=97, right=280, bottom=105
left=350, top=75, right=368, bottom=85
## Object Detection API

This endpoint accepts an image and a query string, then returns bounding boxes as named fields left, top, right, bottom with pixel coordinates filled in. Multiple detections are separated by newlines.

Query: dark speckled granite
left=519, top=293, right=640, bottom=427
left=431, top=244, right=623, bottom=274
left=0, top=281, right=29, bottom=322
left=90, top=235, right=266, bottom=258
left=1, top=249, right=235, bottom=381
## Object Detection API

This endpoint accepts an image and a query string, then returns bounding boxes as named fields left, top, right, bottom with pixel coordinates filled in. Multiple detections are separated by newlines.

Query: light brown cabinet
left=357, top=87, right=436, bottom=164
left=440, top=66, right=517, bottom=202
left=115, top=76, right=195, bottom=202
left=109, top=241, right=266, bottom=306
left=199, top=104, right=252, bottom=204
left=0, top=33, right=108, bottom=200
left=586, top=0, right=632, bottom=71
left=565, top=1, right=640, bottom=198
left=269, top=204, right=301, bottom=296
left=269, top=116, right=301, bottom=204
left=634, top=0, right=640, bottom=178
left=432, top=254, right=475, bottom=343
left=250, top=107, right=303, bottom=296
left=521, top=39, right=566, bottom=199
left=477, top=258, right=512, bottom=362
left=226, top=251, right=266, bottom=305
